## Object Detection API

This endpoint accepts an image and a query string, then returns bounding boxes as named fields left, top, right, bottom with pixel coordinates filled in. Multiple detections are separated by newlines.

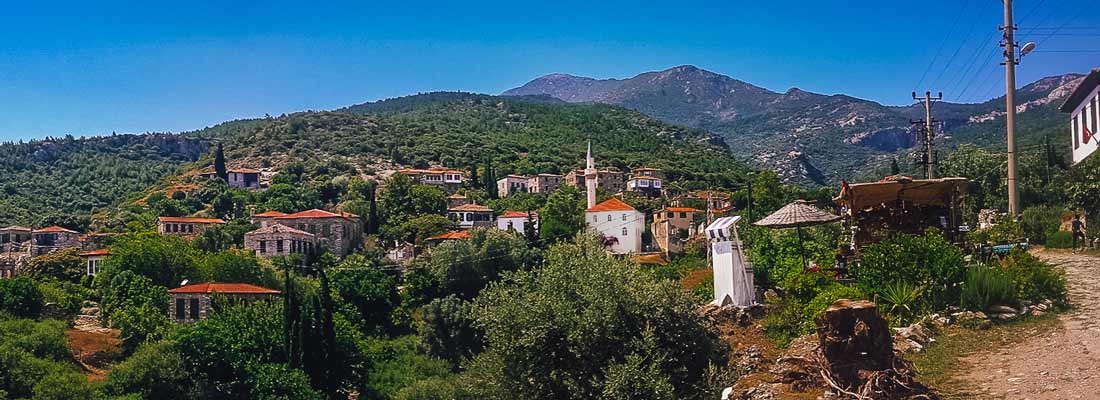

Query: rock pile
left=698, top=303, right=765, bottom=329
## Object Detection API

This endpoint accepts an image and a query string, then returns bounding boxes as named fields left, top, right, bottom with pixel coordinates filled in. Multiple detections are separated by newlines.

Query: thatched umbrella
left=754, top=200, right=841, bottom=270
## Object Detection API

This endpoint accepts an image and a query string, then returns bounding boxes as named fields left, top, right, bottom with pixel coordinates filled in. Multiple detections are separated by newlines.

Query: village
left=4, top=2, right=1100, bottom=398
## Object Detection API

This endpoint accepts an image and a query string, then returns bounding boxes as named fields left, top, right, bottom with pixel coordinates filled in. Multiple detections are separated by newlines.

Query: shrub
left=781, top=271, right=834, bottom=304
left=1021, top=206, right=1064, bottom=245
left=1001, top=250, right=1068, bottom=304
left=21, top=249, right=85, bottom=283
left=803, top=285, right=865, bottom=331
left=1045, top=231, right=1074, bottom=249
left=878, top=282, right=923, bottom=325
left=417, top=296, right=483, bottom=368
left=960, top=266, right=1016, bottom=311
left=37, top=279, right=95, bottom=314
left=763, top=297, right=805, bottom=348
left=856, top=229, right=965, bottom=310
left=103, top=341, right=189, bottom=400
left=358, top=335, right=453, bottom=399
left=0, top=278, right=44, bottom=318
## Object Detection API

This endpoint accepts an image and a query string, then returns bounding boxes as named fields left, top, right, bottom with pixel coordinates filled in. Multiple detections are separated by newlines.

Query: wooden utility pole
left=911, top=91, right=942, bottom=179
left=1002, top=0, right=1019, bottom=214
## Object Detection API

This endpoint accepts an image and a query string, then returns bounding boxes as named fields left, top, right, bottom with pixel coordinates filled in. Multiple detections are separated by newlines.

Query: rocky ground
left=958, top=249, right=1100, bottom=399
left=68, top=306, right=122, bottom=381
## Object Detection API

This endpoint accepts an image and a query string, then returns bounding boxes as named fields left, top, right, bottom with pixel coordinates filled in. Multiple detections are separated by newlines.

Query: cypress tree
left=890, top=158, right=900, bottom=176
left=484, top=159, right=497, bottom=199
left=469, top=162, right=479, bottom=186
left=214, top=142, right=228, bottom=181
left=367, top=180, right=379, bottom=235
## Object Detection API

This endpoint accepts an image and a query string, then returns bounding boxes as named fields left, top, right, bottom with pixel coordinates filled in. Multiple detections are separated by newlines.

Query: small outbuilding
left=168, top=282, right=281, bottom=323
left=834, top=176, right=968, bottom=250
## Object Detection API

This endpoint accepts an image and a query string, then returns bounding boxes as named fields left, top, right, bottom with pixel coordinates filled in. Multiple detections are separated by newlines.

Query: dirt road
left=959, top=250, right=1100, bottom=399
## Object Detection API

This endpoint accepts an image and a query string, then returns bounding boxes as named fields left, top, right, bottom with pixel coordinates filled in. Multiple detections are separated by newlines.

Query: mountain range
left=504, top=65, right=1082, bottom=184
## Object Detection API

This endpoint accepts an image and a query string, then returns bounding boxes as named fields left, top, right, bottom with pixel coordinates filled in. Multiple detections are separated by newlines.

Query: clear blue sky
left=1, top=0, right=1095, bottom=141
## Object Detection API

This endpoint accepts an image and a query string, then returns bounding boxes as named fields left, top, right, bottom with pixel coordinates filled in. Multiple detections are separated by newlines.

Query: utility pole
left=1002, top=0, right=1019, bottom=215
left=911, top=91, right=942, bottom=179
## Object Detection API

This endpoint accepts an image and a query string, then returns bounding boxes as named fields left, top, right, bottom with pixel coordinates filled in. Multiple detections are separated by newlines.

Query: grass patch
left=910, top=313, right=1063, bottom=399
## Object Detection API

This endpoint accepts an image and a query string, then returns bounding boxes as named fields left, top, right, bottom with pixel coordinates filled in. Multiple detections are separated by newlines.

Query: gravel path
left=959, top=250, right=1100, bottom=399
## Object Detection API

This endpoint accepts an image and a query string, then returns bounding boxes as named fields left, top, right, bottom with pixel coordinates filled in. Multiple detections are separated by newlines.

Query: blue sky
left=1, top=0, right=1096, bottom=141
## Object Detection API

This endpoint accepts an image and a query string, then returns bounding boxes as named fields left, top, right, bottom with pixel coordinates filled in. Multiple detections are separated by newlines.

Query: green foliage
left=0, top=278, right=44, bottom=318
left=465, top=235, right=724, bottom=399
left=762, top=297, right=805, bottom=348
left=538, top=185, right=586, bottom=243
left=412, top=228, right=540, bottom=302
left=97, top=271, right=170, bottom=352
left=36, top=279, right=95, bottom=315
left=1020, top=206, right=1064, bottom=245
left=102, top=232, right=201, bottom=288
left=804, top=285, right=865, bottom=328
left=1001, top=250, right=1068, bottom=304
left=417, top=295, right=482, bottom=368
left=244, top=363, right=324, bottom=400
left=330, top=255, right=400, bottom=334
left=198, top=249, right=271, bottom=286
left=31, top=368, right=98, bottom=400
left=0, top=318, right=84, bottom=399
left=214, top=143, right=228, bottom=181
left=21, top=249, right=85, bottom=283
left=1045, top=231, right=1074, bottom=248
left=379, top=174, right=448, bottom=242
left=358, top=335, right=453, bottom=400
left=103, top=341, right=190, bottom=400
left=856, top=229, right=966, bottom=310
left=597, top=329, right=677, bottom=400
left=396, top=214, right=455, bottom=244
left=960, top=266, right=1016, bottom=311
left=984, top=217, right=1024, bottom=245
left=878, top=282, right=923, bottom=325
left=194, top=219, right=255, bottom=252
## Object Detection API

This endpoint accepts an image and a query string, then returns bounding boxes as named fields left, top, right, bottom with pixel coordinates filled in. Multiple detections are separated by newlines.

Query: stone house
left=80, top=248, right=109, bottom=277
left=227, top=168, right=262, bottom=189
left=251, top=210, right=289, bottom=228
left=496, top=175, right=529, bottom=197
left=448, top=204, right=495, bottom=229
left=244, top=224, right=318, bottom=258
left=0, top=254, right=20, bottom=279
left=627, top=167, right=664, bottom=197
left=168, top=282, right=280, bottom=323
left=652, top=207, right=700, bottom=255
left=31, top=226, right=82, bottom=257
left=157, top=217, right=226, bottom=237
left=398, top=168, right=464, bottom=193
left=0, top=226, right=31, bottom=253
left=497, top=211, right=538, bottom=234
left=274, top=209, right=362, bottom=257
left=447, top=193, right=470, bottom=209
left=565, top=169, right=625, bottom=194
left=527, top=173, right=563, bottom=194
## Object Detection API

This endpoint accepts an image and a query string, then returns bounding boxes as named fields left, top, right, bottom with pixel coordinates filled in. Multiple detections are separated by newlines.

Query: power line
left=929, top=3, right=987, bottom=89
left=914, top=0, right=973, bottom=91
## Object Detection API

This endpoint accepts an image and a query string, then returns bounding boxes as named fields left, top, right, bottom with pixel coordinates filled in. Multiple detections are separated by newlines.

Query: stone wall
left=277, top=217, right=361, bottom=257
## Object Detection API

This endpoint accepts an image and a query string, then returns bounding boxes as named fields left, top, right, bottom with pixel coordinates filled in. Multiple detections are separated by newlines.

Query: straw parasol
left=754, top=200, right=841, bottom=270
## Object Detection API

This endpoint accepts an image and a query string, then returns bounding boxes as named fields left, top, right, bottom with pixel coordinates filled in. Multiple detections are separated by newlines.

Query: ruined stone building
left=273, top=209, right=362, bottom=257
left=168, top=282, right=280, bottom=323
left=157, top=217, right=226, bottom=237
left=244, top=224, right=318, bottom=258
left=30, top=226, right=81, bottom=257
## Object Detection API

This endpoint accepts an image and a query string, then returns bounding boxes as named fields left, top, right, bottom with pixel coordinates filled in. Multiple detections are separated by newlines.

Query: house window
left=276, top=240, right=284, bottom=254
left=189, top=299, right=200, bottom=319
left=322, top=224, right=331, bottom=236
left=1074, top=116, right=1080, bottom=149
left=622, top=214, right=628, bottom=221
left=259, top=240, right=266, bottom=253
left=593, top=215, right=597, bottom=222
left=1093, top=97, right=1099, bottom=136
left=680, top=212, right=687, bottom=218
left=507, top=221, right=514, bottom=231
left=607, top=215, right=612, bottom=222
left=622, top=227, right=628, bottom=236
left=187, top=224, right=194, bottom=233
left=176, top=299, right=185, bottom=320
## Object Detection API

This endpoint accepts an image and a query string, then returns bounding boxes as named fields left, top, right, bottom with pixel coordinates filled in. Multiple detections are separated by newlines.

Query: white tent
left=705, top=216, right=755, bottom=306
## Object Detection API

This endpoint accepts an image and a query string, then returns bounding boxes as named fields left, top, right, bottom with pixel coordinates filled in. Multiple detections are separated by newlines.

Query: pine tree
left=890, top=158, right=900, bottom=176
left=214, top=142, right=228, bottom=181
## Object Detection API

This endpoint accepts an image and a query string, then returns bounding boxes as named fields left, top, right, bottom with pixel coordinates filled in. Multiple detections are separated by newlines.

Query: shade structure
left=754, top=200, right=841, bottom=271
left=753, top=200, right=841, bottom=229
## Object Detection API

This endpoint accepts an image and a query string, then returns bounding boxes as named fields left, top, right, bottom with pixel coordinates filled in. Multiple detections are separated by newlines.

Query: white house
left=80, top=248, right=109, bottom=277
left=497, top=211, right=538, bottom=234
left=1059, top=68, right=1100, bottom=165
left=585, top=198, right=645, bottom=254
left=448, top=204, right=495, bottom=229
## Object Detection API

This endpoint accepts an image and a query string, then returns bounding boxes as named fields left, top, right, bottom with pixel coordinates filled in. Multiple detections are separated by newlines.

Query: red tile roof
left=1, top=226, right=32, bottom=232
left=426, top=231, right=471, bottom=241
left=168, top=282, right=281, bottom=295
left=229, top=168, right=260, bottom=174
left=245, top=224, right=314, bottom=237
left=500, top=211, right=537, bottom=219
left=33, top=226, right=79, bottom=234
left=448, top=193, right=467, bottom=199
left=276, top=209, right=359, bottom=219
left=449, top=204, right=493, bottom=212
left=586, top=198, right=637, bottom=212
left=398, top=168, right=462, bottom=174
left=80, top=248, right=110, bottom=257
left=158, top=217, right=226, bottom=224
left=253, top=210, right=288, bottom=217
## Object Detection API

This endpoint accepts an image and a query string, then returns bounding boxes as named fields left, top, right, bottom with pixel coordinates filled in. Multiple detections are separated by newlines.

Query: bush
left=103, top=341, right=189, bottom=400
left=0, top=278, right=44, bottom=318
left=21, top=249, right=85, bottom=283
left=856, top=229, right=965, bottom=311
left=1001, top=250, right=1068, bottom=304
left=358, top=335, right=453, bottom=399
left=763, top=297, right=805, bottom=348
left=37, top=279, right=95, bottom=315
left=1021, top=206, right=1064, bottom=245
left=1045, top=231, right=1074, bottom=249
left=417, top=296, right=483, bottom=368
left=878, top=282, right=923, bottom=325
left=960, top=266, right=1016, bottom=311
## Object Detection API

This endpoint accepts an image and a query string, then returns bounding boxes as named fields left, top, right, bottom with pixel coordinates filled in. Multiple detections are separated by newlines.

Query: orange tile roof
left=253, top=210, right=288, bottom=217
left=449, top=204, right=493, bottom=212
left=664, top=207, right=701, bottom=213
left=80, top=248, right=110, bottom=256
left=276, top=209, right=358, bottom=219
left=586, top=198, right=637, bottom=212
left=229, top=168, right=260, bottom=174
left=448, top=193, right=467, bottom=199
left=33, top=226, right=79, bottom=234
left=1, top=226, right=32, bottom=232
left=500, top=211, right=537, bottom=219
left=158, top=217, right=226, bottom=224
left=426, top=231, right=471, bottom=241
left=169, top=282, right=281, bottom=295
left=398, top=168, right=462, bottom=174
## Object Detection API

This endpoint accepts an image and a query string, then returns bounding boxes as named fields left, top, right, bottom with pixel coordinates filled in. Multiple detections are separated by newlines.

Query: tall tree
left=214, top=142, right=228, bottom=182
left=890, top=158, right=900, bottom=175
left=483, top=159, right=497, bottom=199
left=367, top=180, right=379, bottom=235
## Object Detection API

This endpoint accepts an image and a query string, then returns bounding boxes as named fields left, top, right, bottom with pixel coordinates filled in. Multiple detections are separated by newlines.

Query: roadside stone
left=1032, top=310, right=1046, bottom=317
left=989, top=305, right=1019, bottom=314
left=993, top=313, right=1018, bottom=321
left=79, top=306, right=101, bottom=317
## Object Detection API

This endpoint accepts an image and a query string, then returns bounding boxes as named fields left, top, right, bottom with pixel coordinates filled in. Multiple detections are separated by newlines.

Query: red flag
left=1085, top=125, right=1094, bottom=145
